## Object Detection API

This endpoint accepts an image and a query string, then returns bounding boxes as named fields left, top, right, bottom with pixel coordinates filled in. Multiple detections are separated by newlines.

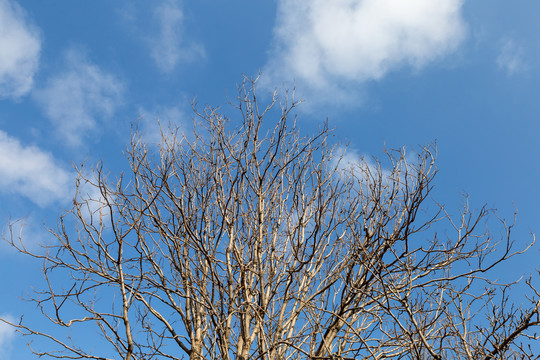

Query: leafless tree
left=2, top=77, right=539, bottom=360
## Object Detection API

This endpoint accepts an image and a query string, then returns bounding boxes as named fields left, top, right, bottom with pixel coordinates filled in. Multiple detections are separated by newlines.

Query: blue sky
left=0, top=0, right=539, bottom=358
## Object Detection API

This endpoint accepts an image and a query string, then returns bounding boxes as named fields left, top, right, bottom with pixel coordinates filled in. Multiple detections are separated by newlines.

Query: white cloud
left=334, top=146, right=391, bottom=181
left=264, top=0, right=466, bottom=100
left=1, top=217, right=51, bottom=254
left=497, top=38, right=526, bottom=76
left=0, top=130, right=72, bottom=207
left=0, top=0, right=41, bottom=99
left=149, top=0, right=205, bottom=73
left=75, top=177, right=110, bottom=225
left=333, top=146, right=424, bottom=188
left=33, top=49, right=124, bottom=147
left=137, top=106, right=190, bottom=145
left=0, top=314, right=16, bottom=358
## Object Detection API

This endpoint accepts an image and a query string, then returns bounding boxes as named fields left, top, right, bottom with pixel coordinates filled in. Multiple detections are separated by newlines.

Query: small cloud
left=74, top=177, right=111, bottom=226
left=334, top=146, right=391, bottom=181
left=0, top=0, right=41, bottom=99
left=33, top=49, right=124, bottom=147
left=137, top=106, right=190, bottom=145
left=263, top=0, right=466, bottom=105
left=497, top=38, right=526, bottom=76
left=333, top=146, right=424, bottom=188
left=0, top=130, right=72, bottom=207
left=149, top=0, right=205, bottom=73
left=0, top=314, right=16, bottom=358
left=1, top=217, right=51, bottom=254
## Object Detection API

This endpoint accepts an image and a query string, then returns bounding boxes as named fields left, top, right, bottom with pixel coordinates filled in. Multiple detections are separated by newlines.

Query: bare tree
left=2, top=78, right=539, bottom=360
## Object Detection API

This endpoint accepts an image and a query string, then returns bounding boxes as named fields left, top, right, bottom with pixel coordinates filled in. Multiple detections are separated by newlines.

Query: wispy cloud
left=334, top=146, right=391, bottom=181
left=33, top=49, right=124, bottom=147
left=149, top=0, right=205, bottom=73
left=497, top=38, right=526, bottom=76
left=263, top=0, right=466, bottom=104
left=0, top=130, right=72, bottom=207
left=0, top=0, right=41, bottom=99
left=333, top=146, right=424, bottom=189
left=75, top=176, right=111, bottom=226
left=137, top=105, right=190, bottom=144
left=0, top=314, right=15, bottom=358
left=1, top=217, right=51, bottom=254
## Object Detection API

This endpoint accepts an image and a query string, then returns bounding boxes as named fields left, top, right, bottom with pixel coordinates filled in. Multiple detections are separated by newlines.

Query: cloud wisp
left=0, top=0, right=41, bottom=99
left=332, top=146, right=426, bottom=191
left=497, top=38, right=526, bottom=76
left=264, top=0, right=466, bottom=104
left=149, top=0, right=205, bottom=73
left=136, top=105, right=190, bottom=145
left=0, top=130, right=72, bottom=207
left=33, top=49, right=124, bottom=147
left=334, top=146, right=392, bottom=182
left=0, top=314, right=16, bottom=358
left=1, top=217, right=52, bottom=254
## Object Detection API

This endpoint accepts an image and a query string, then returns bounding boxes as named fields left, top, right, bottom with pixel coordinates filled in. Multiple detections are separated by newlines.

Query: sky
left=0, top=0, right=539, bottom=358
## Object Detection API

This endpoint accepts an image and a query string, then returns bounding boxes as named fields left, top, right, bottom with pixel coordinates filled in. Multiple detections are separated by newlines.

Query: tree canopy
left=2, top=79, right=539, bottom=360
